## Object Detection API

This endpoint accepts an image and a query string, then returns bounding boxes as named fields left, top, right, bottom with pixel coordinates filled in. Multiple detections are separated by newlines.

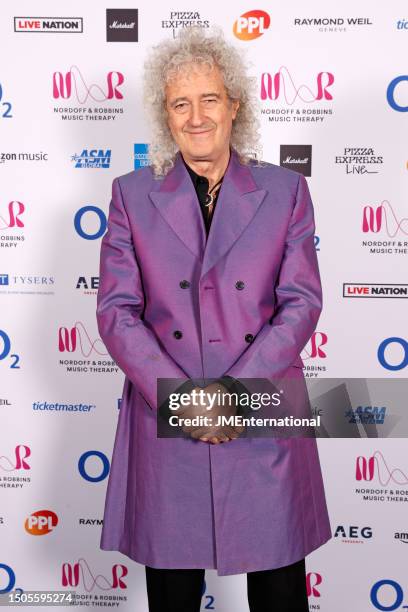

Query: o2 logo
left=0, top=83, right=13, bottom=118
left=74, top=206, right=106, bottom=240
left=378, top=337, right=408, bottom=371
left=371, top=579, right=408, bottom=610
left=314, top=234, right=320, bottom=251
left=0, top=330, right=20, bottom=369
left=78, top=451, right=110, bottom=483
left=386, top=76, right=408, bottom=112
left=201, top=579, right=215, bottom=609
left=0, top=564, right=17, bottom=594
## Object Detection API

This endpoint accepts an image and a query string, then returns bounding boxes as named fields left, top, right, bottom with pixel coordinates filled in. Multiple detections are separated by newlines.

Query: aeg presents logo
left=233, top=10, right=270, bottom=40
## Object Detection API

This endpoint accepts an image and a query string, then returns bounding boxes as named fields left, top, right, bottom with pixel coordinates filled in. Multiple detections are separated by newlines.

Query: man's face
left=165, top=63, right=240, bottom=162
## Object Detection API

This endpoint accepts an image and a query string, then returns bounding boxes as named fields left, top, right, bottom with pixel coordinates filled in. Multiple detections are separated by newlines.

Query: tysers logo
left=25, top=510, right=58, bottom=535
left=233, top=10, right=270, bottom=40
left=387, top=75, right=408, bottom=112
left=52, top=66, right=124, bottom=104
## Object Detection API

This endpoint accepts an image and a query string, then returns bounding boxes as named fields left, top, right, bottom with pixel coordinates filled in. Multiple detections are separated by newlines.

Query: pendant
left=204, top=194, right=214, bottom=207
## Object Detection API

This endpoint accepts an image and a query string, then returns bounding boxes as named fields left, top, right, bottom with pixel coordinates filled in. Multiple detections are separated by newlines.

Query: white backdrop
left=1, top=1, right=408, bottom=610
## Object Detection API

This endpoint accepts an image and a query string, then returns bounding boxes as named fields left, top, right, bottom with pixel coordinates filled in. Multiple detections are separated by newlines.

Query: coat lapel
left=148, top=148, right=267, bottom=275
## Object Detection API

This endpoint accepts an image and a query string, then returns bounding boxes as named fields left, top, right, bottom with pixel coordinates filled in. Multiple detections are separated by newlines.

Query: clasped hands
left=175, top=381, right=245, bottom=444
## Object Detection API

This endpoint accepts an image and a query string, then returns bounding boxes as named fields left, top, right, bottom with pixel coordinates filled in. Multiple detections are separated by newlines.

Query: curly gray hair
left=142, top=25, right=262, bottom=177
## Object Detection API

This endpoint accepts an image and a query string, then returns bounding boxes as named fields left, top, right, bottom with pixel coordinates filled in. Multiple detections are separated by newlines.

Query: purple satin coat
left=96, top=148, right=332, bottom=575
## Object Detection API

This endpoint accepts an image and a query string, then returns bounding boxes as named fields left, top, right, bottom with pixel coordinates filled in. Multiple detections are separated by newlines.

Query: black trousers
left=145, top=557, right=309, bottom=612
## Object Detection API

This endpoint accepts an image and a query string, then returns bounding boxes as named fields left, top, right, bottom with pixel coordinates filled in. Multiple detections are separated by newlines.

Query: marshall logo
left=280, top=145, right=312, bottom=176
left=106, top=9, right=138, bottom=42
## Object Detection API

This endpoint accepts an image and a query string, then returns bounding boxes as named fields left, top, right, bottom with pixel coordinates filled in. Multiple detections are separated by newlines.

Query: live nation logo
left=14, top=17, right=83, bottom=33
left=106, top=9, right=138, bottom=42
left=53, top=66, right=125, bottom=122
left=280, top=145, right=312, bottom=176
left=343, top=283, right=408, bottom=298
left=260, top=67, right=334, bottom=124
left=335, top=147, right=383, bottom=174
left=354, top=451, right=408, bottom=504
left=361, top=201, right=408, bottom=255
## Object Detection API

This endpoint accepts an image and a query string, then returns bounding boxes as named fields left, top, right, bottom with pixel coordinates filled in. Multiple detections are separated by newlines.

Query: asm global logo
left=343, top=283, right=408, bottom=298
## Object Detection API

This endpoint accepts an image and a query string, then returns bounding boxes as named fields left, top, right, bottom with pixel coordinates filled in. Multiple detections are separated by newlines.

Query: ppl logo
left=233, top=10, right=270, bottom=40
left=53, top=66, right=124, bottom=104
left=0, top=201, right=25, bottom=229
left=58, top=322, right=107, bottom=357
left=62, top=559, right=128, bottom=589
left=260, top=67, right=334, bottom=104
left=0, top=445, right=31, bottom=471
left=74, top=206, right=107, bottom=240
left=378, top=337, right=408, bottom=371
left=370, top=579, right=408, bottom=610
left=25, top=510, right=58, bottom=535
left=387, top=75, right=408, bottom=112
left=71, top=149, right=111, bottom=169
left=356, top=451, right=408, bottom=485
left=306, top=572, right=322, bottom=597
left=0, top=82, right=13, bottom=119
left=362, top=201, right=408, bottom=236
left=302, top=332, right=328, bottom=360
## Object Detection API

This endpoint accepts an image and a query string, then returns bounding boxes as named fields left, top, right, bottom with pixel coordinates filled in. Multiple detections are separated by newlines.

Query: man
left=96, top=26, right=331, bottom=612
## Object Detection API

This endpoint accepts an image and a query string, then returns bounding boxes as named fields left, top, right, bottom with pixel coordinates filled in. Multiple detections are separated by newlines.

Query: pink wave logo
left=58, top=322, right=107, bottom=356
left=0, top=445, right=31, bottom=471
left=356, top=451, right=408, bottom=485
left=0, top=201, right=25, bottom=229
left=362, top=201, right=408, bottom=236
left=260, top=66, right=334, bottom=104
left=301, top=332, right=328, bottom=360
left=62, top=559, right=127, bottom=590
left=53, top=66, right=124, bottom=103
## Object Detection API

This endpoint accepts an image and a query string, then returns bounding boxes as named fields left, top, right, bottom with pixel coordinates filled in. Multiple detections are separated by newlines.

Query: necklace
left=204, top=177, right=224, bottom=208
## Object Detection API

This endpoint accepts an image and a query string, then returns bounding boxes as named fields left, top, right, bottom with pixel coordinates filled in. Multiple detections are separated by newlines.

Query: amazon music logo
left=0, top=201, right=25, bottom=249
left=302, top=332, right=328, bottom=377
left=53, top=66, right=125, bottom=121
left=233, top=10, right=271, bottom=40
left=260, top=67, right=334, bottom=124
left=355, top=451, right=408, bottom=504
left=61, top=559, right=128, bottom=594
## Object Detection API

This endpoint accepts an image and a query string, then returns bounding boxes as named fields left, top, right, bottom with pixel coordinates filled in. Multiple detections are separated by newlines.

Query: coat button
left=179, top=280, right=190, bottom=289
left=245, top=333, right=254, bottom=343
left=235, top=280, right=245, bottom=290
left=173, top=330, right=183, bottom=339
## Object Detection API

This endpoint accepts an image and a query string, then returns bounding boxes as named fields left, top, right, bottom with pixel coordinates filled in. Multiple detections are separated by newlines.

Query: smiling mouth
left=186, top=129, right=213, bottom=135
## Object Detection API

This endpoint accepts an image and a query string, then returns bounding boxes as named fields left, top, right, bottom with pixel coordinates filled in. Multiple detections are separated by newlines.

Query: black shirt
left=182, top=156, right=223, bottom=235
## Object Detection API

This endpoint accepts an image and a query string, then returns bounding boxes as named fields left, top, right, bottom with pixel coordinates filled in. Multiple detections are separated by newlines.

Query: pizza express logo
left=335, top=147, right=383, bottom=174
left=280, top=145, right=312, bottom=176
left=106, top=9, right=138, bottom=42
left=161, top=11, right=210, bottom=38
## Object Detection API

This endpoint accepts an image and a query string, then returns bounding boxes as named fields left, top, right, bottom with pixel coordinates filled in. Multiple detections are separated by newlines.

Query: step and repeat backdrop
left=1, top=0, right=408, bottom=610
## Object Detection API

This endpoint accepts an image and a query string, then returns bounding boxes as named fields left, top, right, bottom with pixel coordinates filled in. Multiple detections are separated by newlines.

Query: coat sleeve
left=96, top=177, right=190, bottom=411
left=224, top=173, right=322, bottom=383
